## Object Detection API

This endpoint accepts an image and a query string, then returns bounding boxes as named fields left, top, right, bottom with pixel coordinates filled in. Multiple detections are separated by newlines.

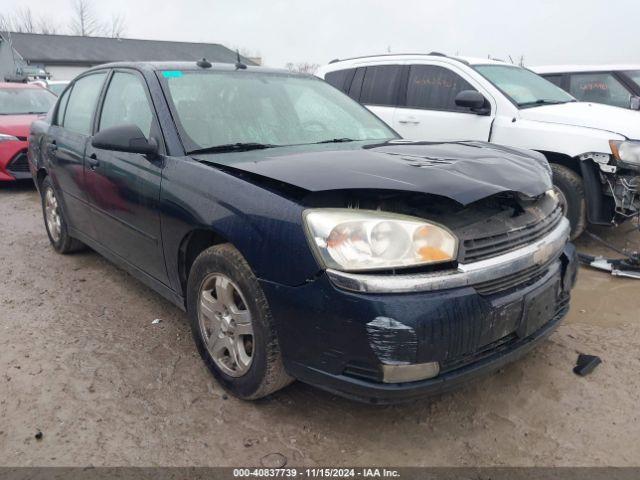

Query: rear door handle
left=398, top=119, right=420, bottom=125
left=87, top=154, right=100, bottom=170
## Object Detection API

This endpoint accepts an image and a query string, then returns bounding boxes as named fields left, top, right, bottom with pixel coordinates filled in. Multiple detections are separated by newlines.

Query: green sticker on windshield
left=162, top=70, right=183, bottom=78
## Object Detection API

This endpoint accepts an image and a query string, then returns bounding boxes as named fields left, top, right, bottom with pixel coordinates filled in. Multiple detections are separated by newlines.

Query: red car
left=0, top=82, right=57, bottom=182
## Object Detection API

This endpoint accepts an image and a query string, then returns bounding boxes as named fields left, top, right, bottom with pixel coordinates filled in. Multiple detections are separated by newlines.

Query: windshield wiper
left=518, top=99, right=571, bottom=108
left=187, top=142, right=277, bottom=155
left=314, top=138, right=356, bottom=144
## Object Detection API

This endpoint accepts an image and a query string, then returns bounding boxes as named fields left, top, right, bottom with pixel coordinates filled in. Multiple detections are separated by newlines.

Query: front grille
left=8, top=152, right=29, bottom=173
left=460, top=205, right=563, bottom=263
left=473, top=260, right=557, bottom=296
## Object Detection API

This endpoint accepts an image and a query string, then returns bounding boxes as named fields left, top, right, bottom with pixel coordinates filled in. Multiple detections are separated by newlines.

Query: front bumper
left=0, top=140, right=30, bottom=181
left=261, top=222, right=577, bottom=404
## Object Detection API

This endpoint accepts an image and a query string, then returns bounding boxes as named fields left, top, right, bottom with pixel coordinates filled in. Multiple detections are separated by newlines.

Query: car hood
left=195, top=141, right=552, bottom=206
left=518, top=102, right=640, bottom=139
left=0, top=114, right=43, bottom=138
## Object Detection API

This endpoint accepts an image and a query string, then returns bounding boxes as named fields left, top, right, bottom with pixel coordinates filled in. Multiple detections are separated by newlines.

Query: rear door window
left=55, top=87, right=72, bottom=125
left=348, top=67, right=366, bottom=101
left=325, top=68, right=355, bottom=93
left=359, top=65, right=402, bottom=106
left=543, top=74, right=564, bottom=88
left=405, top=65, right=477, bottom=112
left=568, top=72, right=631, bottom=108
left=63, top=72, right=107, bottom=135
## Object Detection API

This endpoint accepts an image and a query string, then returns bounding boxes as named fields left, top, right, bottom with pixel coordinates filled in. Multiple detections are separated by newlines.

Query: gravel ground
left=0, top=181, right=639, bottom=467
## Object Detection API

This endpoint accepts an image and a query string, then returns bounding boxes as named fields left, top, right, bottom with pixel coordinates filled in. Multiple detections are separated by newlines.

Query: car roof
left=322, top=53, right=511, bottom=69
left=0, top=82, right=42, bottom=89
left=532, top=64, right=640, bottom=74
left=83, top=61, right=299, bottom=76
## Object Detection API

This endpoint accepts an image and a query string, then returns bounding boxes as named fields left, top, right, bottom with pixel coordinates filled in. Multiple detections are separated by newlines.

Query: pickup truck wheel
left=187, top=244, right=293, bottom=400
left=40, top=176, right=85, bottom=254
left=550, top=163, right=586, bottom=240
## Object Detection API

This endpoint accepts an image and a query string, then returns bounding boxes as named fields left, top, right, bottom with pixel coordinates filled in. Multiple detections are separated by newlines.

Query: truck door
left=393, top=64, right=494, bottom=142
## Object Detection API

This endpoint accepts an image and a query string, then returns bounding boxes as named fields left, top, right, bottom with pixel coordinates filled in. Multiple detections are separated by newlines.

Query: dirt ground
left=0, top=181, right=638, bottom=467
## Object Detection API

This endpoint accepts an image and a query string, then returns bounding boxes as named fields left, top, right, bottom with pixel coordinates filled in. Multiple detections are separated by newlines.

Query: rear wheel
left=187, top=244, right=293, bottom=400
left=550, top=163, right=587, bottom=240
left=40, top=176, right=84, bottom=253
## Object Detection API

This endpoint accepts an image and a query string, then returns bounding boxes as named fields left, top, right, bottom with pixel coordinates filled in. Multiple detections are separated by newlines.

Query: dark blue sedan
left=28, top=61, right=577, bottom=403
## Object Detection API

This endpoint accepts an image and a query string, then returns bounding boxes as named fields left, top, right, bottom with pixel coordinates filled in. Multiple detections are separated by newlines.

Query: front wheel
left=40, top=176, right=85, bottom=254
left=550, top=163, right=587, bottom=240
left=187, top=244, right=293, bottom=400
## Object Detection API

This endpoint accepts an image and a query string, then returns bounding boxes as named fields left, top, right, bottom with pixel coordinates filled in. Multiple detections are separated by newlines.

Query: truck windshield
left=624, top=70, right=640, bottom=90
left=0, top=87, right=56, bottom=115
left=160, top=70, right=397, bottom=152
left=475, top=65, right=575, bottom=108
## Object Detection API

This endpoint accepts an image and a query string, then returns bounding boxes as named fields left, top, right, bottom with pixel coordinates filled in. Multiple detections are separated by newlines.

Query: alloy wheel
left=44, top=187, right=62, bottom=243
left=198, top=273, right=254, bottom=377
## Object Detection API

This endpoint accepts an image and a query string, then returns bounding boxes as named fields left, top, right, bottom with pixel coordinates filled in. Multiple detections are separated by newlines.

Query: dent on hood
left=196, top=140, right=552, bottom=206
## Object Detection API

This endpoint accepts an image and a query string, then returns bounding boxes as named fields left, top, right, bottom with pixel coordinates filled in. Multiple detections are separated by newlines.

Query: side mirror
left=630, top=96, right=640, bottom=111
left=92, top=124, right=158, bottom=156
left=455, top=90, right=490, bottom=115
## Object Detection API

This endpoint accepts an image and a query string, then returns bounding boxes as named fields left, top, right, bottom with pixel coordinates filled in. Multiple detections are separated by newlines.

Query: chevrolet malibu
left=28, top=61, right=577, bottom=403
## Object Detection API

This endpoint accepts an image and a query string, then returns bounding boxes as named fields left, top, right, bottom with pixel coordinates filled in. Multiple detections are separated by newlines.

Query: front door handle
left=398, top=119, right=421, bottom=125
left=87, top=154, right=100, bottom=170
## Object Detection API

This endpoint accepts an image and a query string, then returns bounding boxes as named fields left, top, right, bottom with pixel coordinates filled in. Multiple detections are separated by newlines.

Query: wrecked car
left=319, top=54, right=640, bottom=240
left=28, top=61, right=577, bottom=403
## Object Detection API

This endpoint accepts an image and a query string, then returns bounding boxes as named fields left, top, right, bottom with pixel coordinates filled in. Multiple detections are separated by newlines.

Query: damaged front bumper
left=261, top=219, right=577, bottom=404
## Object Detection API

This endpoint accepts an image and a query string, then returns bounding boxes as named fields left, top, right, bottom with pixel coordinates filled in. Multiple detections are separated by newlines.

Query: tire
left=40, top=176, right=85, bottom=254
left=550, top=163, right=587, bottom=240
left=187, top=243, right=293, bottom=400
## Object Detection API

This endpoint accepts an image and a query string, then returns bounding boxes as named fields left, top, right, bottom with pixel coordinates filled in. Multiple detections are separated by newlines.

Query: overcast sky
left=2, top=0, right=640, bottom=68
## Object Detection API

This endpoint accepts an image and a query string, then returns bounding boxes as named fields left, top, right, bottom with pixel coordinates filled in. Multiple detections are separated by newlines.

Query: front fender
left=491, top=116, right=624, bottom=158
left=159, top=157, right=321, bottom=294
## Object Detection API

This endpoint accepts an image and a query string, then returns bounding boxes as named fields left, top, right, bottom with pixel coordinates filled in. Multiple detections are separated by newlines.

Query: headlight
left=610, top=140, right=640, bottom=168
left=304, top=209, right=458, bottom=271
left=0, top=133, right=20, bottom=143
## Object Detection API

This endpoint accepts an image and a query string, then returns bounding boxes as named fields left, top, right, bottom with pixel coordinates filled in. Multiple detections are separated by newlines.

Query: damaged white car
left=318, top=54, right=640, bottom=238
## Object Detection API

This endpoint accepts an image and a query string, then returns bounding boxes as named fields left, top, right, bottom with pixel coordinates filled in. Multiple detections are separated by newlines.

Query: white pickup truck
left=317, top=54, right=640, bottom=238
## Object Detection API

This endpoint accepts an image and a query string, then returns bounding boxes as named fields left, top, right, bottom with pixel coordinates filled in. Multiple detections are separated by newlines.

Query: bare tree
left=69, top=0, right=105, bottom=36
left=108, top=13, right=126, bottom=38
left=36, top=18, right=60, bottom=35
left=12, top=7, right=36, bottom=33
left=0, top=14, right=13, bottom=32
left=286, top=62, right=321, bottom=75
left=0, top=8, right=59, bottom=35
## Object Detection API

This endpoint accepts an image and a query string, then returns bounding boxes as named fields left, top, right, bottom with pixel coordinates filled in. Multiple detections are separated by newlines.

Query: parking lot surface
left=1, top=182, right=639, bottom=467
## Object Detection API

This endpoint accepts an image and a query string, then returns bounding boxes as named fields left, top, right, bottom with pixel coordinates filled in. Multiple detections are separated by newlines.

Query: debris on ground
left=243, top=438, right=258, bottom=448
left=34, top=430, right=43, bottom=440
left=260, top=452, right=287, bottom=468
left=151, top=319, right=162, bottom=325
left=573, top=354, right=602, bottom=376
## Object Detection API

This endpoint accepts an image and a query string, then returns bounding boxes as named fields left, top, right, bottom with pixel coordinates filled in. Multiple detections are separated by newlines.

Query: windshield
left=160, top=70, right=397, bottom=152
left=624, top=70, right=640, bottom=89
left=475, top=65, right=575, bottom=108
left=0, top=87, right=57, bottom=115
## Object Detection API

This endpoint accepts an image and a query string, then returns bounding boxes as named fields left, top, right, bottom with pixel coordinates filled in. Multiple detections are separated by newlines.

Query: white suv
left=317, top=54, right=640, bottom=238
